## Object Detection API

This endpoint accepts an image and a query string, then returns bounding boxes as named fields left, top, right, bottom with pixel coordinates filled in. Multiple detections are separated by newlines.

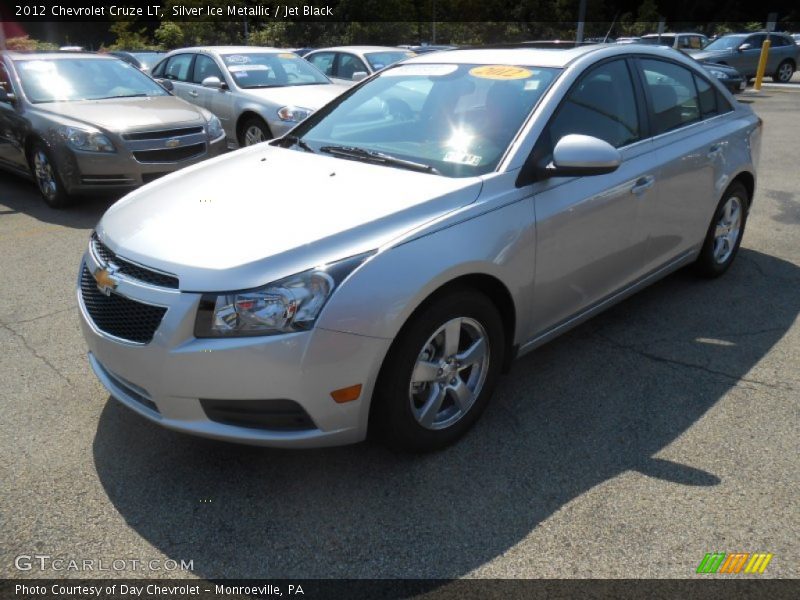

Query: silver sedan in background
left=0, top=51, right=226, bottom=207
left=79, top=45, right=760, bottom=451
left=305, top=46, right=417, bottom=85
left=151, top=47, right=348, bottom=147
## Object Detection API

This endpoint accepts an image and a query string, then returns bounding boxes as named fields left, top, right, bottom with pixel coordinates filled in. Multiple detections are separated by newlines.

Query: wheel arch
left=236, top=110, right=272, bottom=143
left=730, top=170, right=755, bottom=211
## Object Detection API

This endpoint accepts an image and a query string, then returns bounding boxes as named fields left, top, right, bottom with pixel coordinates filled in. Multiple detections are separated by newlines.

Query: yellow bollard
left=753, top=39, right=771, bottom=91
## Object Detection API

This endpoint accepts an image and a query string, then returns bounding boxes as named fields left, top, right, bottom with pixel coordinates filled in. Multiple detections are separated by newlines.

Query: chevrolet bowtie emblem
left=165, top=138, right=181, bottom=148
left=93, top=265, right=120, bottom=296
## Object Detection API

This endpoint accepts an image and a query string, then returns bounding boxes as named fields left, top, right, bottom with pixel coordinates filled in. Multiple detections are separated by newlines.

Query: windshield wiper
left=273, top=135, right=315, bottom=153
left=319, top=145, right=440, bottom=175
left=89, top=93, right=149, bottom=100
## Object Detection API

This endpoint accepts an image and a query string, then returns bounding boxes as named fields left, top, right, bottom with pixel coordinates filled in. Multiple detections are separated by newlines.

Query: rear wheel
left=371, top=289, right=505, bottom=452
left=694, top=181, right=749, bottom=278
left=29, top=142, right=71, bottom=208
left=238, top=116, right=271, bottom=147
left=773, top=60, right=795, bottom=83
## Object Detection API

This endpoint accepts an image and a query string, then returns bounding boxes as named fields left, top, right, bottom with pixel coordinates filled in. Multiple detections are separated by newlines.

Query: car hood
left=238, top=83, right=348, bottom=110
left=97, top=144, right=483, bottom=291
left=38, top=96, right=206, bottom=133
left=694, top=49, right=733, bottom=62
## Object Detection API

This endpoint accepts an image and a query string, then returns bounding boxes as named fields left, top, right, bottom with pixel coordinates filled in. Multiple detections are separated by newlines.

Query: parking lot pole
left=754, top=39, right=771, bottom=91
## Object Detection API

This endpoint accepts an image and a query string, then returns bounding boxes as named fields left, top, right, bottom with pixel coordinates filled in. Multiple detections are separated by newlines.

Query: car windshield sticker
left=383, top=64, right=458, bottom=77
left=19, top=61, right=54, bottom=72
left=443, top=151, right=482, bottom=166
left=279, top=53, right=298, bottom=59
left=469, top=65, right=533, bottom=80
left=228, top=64, right=269, bottom=72
left=224, top=55, right=250, bottom=64
left=524, top=79, right=541, bottom=90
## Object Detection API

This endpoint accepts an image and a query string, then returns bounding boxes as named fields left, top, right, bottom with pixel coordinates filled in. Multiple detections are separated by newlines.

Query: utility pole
left=576, top=0, right=587, bottom=43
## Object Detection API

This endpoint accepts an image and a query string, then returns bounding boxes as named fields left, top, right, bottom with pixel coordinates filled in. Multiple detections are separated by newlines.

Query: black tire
left=370, top=288, right=505, bottom=452
left=773, top=60, right=795, bottom=83
left=237, top=115, right=271, bottom=147
left=694, top=181, right=749, bottom=278
left=28, top=141, right=72, bottom=208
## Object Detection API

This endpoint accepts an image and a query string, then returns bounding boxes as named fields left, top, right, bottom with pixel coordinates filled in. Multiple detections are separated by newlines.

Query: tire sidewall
left=29, top=142, right=70, bottom=208
left=238, top=116, right=270, bottom=147
left=774, top=60, right=794, bottom=83
left=696, top=182, right=749, bottom=277
left=371, top=289, right=506, bottom=452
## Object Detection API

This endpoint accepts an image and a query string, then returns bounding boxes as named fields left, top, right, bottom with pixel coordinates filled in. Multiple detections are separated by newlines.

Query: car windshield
left=221, top=52, right=329, bottom=88
left=291, top=63, right=560, bottom=177
left=129, top=52, right=163, bottom=69
left=703, top=35, right=746, bottom=51
left=640, top=35, right=675, bottom=46
left=15, top=58, right=168, bottom=103
left=364, top=51, right=416, bottom=71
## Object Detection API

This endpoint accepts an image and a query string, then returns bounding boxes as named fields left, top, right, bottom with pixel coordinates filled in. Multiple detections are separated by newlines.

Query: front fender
left=317, top=198, right=535, bottom=345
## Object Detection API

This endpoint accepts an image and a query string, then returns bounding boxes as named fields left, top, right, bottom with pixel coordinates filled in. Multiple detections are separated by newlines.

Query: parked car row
left=76, top=43, right=761, bottom=450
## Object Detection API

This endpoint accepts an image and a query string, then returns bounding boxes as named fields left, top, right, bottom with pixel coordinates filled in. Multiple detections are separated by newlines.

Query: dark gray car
left=693, top=32, right=798, bottom=82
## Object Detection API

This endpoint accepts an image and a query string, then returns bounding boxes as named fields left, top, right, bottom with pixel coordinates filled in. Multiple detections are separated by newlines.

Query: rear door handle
left=631, top=175, right=655, bottom=195
left=708, top=144, right=723, bottom=157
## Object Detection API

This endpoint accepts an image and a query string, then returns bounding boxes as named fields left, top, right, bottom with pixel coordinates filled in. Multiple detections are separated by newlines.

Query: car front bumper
left=55, top=135, right=227, bottom=194
left=77, top=249, right=392, bottom=448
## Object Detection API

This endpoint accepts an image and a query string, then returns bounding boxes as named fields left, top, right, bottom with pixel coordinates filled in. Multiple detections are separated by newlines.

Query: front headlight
left=59, top=126, right=115, bottom=152
left=277, top=105, right=313, bottom=123
left=206, top=115, right=224, bottom=140
left=194, top=252, right=373, bottom=338
left=707, top=68, right=729, bottom=80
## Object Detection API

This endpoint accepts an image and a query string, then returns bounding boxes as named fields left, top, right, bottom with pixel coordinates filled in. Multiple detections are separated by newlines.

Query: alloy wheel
left=244, top=125, right=266, bottom=146
left=33, top=150, right=57, bottom=201
left=713, top=195, right=742, bottom=264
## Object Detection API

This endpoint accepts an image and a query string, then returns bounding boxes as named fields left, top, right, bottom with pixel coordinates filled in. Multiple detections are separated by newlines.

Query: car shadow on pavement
left=0, top=176, right=118, bottom=229
left=92, top=248, right=800, bottom=580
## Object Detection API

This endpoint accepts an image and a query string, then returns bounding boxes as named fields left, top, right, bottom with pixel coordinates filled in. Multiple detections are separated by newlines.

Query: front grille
left=80, top=266, right=167, bottom=344
left=200, top=399, right=316, bottom=431
left=133, top=143, right=205, bottom=163
left=123, top=126, right=204, bottom=141
left=91, top=233, right=179, bottom=289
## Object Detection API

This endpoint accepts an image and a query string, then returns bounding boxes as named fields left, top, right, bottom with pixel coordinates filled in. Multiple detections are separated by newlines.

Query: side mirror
left=352, top=71, right=368, bottom=82
left=548, top=134, right=622, bottom=177
left=202, top=76, right=226, bottom=90
left=738, top=43, right=751, bottom=51
left=0, top=88, right=15, bottom=104
left=158, top=79, right=174, bottom=92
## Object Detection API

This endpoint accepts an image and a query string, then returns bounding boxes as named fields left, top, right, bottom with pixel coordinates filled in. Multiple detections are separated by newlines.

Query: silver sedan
left=79, top=44, right=761, bottom=451
left=151, top=46, right=349, bottom=147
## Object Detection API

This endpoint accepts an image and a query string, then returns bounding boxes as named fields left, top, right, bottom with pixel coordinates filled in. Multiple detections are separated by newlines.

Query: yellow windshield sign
left=469, top=65, right=532, bottom=80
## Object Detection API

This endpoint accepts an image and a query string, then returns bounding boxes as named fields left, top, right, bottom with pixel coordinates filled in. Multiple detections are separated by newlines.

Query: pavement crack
left=591, top=331, right=792, bottom=392
left=9, top=307, right=77, bottom=325
left=0, top=320, right=74, bottom=389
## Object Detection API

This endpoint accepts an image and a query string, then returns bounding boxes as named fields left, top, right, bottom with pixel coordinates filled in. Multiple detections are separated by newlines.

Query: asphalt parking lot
left=1, top=89, right=798, bottom=581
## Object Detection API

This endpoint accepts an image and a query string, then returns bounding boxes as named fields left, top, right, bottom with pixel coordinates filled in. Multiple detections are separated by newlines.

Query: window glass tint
left=0, top=62, right=12, bottom=95
left=164, top=54, right=193, bottom=81
left=337, top=54, right=368, bottom=79
left=746, top=34, right=766, bottom=49
left=364, top=51, right=415, bottom=71
left=694, top=74, right=717, bottom=117
left=308, top=52, right=334, bottom=77
left=192, top=55, right=224, bottom=84
left=640, top=58, right=700, bottom=135
left=549, top=59, right=640, bottom=148
left=221, top=53, right=329, bottom=88
left=151, top=59, right=166, bottom=78
left=716, top=89, right=733, bottom=114
left=769, top=35, right=788, bottom=47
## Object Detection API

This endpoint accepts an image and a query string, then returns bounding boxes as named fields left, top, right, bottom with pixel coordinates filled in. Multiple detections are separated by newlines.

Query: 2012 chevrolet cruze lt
left=79, top=45, right=761, bottom=451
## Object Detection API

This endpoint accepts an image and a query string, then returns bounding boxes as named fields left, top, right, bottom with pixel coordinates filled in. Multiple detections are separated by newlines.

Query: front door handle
left=708, top=143, right=723, bottom=158
left=631, top=175, right=655, bottom=195
left=188, top=90, right=199, bottom=98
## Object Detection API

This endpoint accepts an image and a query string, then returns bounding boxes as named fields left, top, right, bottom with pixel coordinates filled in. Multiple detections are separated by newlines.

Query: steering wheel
left=381, top=97, right=415, bottom=122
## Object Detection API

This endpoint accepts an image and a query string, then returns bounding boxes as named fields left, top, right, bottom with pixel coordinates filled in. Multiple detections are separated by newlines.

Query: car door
left=734, top=33, right=767, bottom=76
left=0, top=60, right=27, bottom=170
left=191, top=54, right=235, bottom=127
left=306, top=51, right=336, bottom=80
left=769, top=34, right=796, bottom=73
left=634, top=57, right=732, bottom=272
left=159, top=53, right=196, bottom=103
left=524, top=58, right=656, bottom=336
left=335, top=52, right=370, bottom=84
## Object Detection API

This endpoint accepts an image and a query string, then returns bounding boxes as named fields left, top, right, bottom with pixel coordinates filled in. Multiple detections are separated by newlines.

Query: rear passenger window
left=548, top=59, right=640, bottom=148
left=192, top=55, right=223, bottom=84
left=640, top=59, right=700, bottom=135
left=694, top=74, right=717, bottom=117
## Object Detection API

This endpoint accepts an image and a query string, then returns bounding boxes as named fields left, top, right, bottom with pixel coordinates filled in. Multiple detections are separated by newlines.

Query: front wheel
left=370, top=289, right=505, bottom=452
left=694, top=181, right=749, bottom=278
left=238, top=116, right=271, bottom=147
left=29, top=142, right=71, bottom=208
left=773, top=60, right=795, bottom=83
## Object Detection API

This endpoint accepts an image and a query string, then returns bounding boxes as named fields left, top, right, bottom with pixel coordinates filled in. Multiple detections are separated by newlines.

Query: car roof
left=404, top=45, right=605, bottom=68
left=2, top=51, right=114, bottom=61
left=641, top=33, right=705, bottom=37
left=311, top=46, right=410, bottom=54
left=168, top=46, right=281, bottom=55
